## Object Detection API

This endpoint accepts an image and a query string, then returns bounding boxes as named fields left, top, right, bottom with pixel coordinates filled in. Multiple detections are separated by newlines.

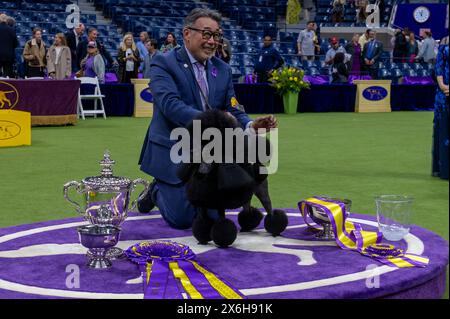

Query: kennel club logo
left=0, top=212, right=426, bottom=298
left=362, top=86, right=388, bottom=101
left=0, top=81, right=19, bottom=110
left=0, top=120, right=21, bottom=140
left=140, top=87, right=153, bottom=103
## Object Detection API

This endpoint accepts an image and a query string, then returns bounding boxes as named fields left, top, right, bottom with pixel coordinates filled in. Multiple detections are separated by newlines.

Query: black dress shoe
left=137, top=180, right=157, bottom=213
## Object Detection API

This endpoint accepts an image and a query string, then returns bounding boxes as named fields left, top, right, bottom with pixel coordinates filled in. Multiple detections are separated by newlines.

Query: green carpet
left=0, top=112, right=448, bottom=297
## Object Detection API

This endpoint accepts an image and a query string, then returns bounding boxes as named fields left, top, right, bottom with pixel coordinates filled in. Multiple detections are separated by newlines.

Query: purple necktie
left=194, top=62, right=209, bottom=110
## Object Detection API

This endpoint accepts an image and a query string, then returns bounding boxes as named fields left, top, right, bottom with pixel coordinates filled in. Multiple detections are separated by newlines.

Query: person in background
left=345, top=33, right=362, bottom=75
left=76, top=27, right=116, bottom=69
left=415, top=31, right=436, bottom=64
left=362, top=29, right=383, bottom=79
left=407, top=31, right=419, bottom=63
left=117, top=32, right=140, bottom=83
left=331, top=51, right=349, bottom=83
left=431, top=36, right=449, bottom=180
left=137, top=8, right=277, bottom=229
left=393, top=27, right=409, bottom=63
left=254, top=34, right=284, bottom=83
left=331, top=0, right=345, bottom=23
left=356, top=0, right=368, bottom=24
left=160, top=32, right=181, bottom=53
left=80, top=41, right=105, bottom=83
left=65, top=23, right=85, bottom=72
left=215, top=35, right=231, bottom=64
left=0, top=13, right=18, bottom=78
left=297, top=21, right=316, bottom=61
left=6, top=16, right=15, bottom=28
left=302, top=0, right=315, bottom=22
left=142, top=38, right=160, bottom=79
left=313, top=22, right=322, bottom=60
left=358, top=29, right=371, bottom=50
left=136, top=31, right=149, bottom=72
left=46, top=33, right=71, bottom=80
left=390, top=29, right=399, bottom=63
left=23, top=27, right=47, bottom=78
left=325, top=37, right=347, bottom=66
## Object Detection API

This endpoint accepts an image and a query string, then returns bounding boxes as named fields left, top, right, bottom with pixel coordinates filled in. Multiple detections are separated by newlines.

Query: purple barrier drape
left=0, top=79, right=80, bottom=126
left=402, top=76, right=435, bottom=85
left=304, top=75, right=329, bottom=84
left=348, top=75, right=372, bottom=84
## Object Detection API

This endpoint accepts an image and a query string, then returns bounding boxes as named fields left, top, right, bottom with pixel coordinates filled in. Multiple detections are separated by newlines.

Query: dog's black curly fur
left=178, top=109, right=287, bottom=247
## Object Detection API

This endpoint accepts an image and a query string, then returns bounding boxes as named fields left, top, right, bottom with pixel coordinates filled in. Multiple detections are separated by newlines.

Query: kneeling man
left=138, top=8, right=276, bottom=229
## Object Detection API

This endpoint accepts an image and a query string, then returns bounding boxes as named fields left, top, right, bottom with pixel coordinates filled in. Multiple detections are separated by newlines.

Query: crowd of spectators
left=0, top=9, right=241, bottom=84
left=0, top=7, right=442, bottom=85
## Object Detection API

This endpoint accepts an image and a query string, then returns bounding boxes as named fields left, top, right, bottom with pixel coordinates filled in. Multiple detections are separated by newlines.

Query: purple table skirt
left=0, top=79, right=80, bottom=125
left=0, top=210, right=447, bottom=299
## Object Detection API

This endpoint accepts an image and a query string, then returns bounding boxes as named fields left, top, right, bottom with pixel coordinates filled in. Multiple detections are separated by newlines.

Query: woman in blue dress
left=432, top=36, right=449, bottom=180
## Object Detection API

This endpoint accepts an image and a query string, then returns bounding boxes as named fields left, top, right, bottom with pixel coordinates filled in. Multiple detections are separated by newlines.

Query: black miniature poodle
left=177, top=109, right=288, bottom=248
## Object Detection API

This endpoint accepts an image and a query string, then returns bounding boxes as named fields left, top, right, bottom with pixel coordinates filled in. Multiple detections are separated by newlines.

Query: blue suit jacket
left=139, top=47, right=252, bottom=184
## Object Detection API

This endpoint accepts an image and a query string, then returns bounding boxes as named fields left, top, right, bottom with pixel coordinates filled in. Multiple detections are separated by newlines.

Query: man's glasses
left=188, top=27, right=223, bottom=41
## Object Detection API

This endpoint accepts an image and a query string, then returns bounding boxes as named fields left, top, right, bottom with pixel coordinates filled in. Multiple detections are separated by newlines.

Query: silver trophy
left=64, top=150, right=150, bottom=260
left=78, top=225, right=121, bottom=269
left=307, top=198, right=352, bottom=240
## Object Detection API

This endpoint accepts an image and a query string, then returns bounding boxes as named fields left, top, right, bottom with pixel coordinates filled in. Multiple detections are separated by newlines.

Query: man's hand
left=441, top=84, right=449, bottom=96
left=251, top=115, right=278, bottom=133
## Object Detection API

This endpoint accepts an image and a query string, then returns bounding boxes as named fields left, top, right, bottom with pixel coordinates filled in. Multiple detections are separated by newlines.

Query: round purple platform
left=0, top=209, right=447, bottom=299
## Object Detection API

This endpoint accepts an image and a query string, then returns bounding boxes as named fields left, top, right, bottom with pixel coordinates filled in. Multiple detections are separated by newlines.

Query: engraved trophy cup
left=64, top=151, right=149, bottom=260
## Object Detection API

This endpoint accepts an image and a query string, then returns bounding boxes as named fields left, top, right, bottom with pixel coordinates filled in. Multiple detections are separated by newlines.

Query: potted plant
left=268, top=66, right=310, bottom=114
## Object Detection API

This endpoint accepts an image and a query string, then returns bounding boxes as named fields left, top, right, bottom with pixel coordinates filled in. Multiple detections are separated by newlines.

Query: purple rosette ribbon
left=125, top=240, right=244, bottom=299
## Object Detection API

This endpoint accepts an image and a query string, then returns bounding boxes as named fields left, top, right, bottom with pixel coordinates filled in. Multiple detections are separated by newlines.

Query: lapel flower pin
left=211, top=67, right=218, bottom=78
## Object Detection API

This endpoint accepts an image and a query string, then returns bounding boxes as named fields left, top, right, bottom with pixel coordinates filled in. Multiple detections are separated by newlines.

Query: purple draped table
left=0, top=209, right=447, bottom=299
left=0, top=79, right=80, bottom=126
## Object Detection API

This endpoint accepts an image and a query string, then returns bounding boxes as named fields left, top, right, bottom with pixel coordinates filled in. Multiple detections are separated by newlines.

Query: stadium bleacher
left=0, top=0, right=442, bottom=81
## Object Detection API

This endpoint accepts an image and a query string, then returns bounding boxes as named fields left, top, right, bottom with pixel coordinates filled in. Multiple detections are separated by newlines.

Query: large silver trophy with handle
left=64, top=150, right=149, bottom=263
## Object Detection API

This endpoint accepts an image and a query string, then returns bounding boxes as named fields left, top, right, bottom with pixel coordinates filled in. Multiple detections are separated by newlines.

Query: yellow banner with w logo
left=286, top=0, right=301, bottom=24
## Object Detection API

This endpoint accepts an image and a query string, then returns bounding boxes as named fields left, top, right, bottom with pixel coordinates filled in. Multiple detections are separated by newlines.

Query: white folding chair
left=77, top=76, right=106, bottom=120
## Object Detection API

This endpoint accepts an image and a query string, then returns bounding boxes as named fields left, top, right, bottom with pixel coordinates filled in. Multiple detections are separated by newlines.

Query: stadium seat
left=391, top=69, right=403, bottom=78
left=378, top=69, right=391, bottom=79
left=404, top=69, right=418, bottom=77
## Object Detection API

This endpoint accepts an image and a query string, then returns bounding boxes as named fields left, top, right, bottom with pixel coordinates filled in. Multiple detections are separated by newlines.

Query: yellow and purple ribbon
left=125, top=240, right=244, bottom=299
left=298, top=197, right=429, bottom=268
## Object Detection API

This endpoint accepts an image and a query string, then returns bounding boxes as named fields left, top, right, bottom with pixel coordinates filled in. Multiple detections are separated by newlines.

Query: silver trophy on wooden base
left=64, top=151, right=149, bottom=264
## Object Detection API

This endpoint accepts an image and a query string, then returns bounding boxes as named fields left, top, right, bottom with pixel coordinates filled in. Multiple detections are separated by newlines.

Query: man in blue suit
left=138, top=8, right=277, bottom=229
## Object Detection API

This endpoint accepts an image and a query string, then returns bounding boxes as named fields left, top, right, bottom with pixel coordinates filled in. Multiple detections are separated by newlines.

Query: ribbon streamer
left=298, top=197, right=429, bottom=268
left=125, top=240, right=244, bottom=299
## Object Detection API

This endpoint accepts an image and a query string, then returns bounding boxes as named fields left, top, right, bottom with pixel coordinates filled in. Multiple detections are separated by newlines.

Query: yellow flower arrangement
left=269, top=66, right=310, bottom=95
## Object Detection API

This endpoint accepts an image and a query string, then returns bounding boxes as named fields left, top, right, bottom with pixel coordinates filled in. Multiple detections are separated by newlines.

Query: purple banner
left=403, top=76, right=435, bottom=85
left=105, top=72, right=119, bottom=83
left=244, top=74, right=257, bottom=84
left=303, top=75, right=329, bottom=85
left=349, top=75, right=372, bottom=84
left=0, top=79, right=80, bottom=125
